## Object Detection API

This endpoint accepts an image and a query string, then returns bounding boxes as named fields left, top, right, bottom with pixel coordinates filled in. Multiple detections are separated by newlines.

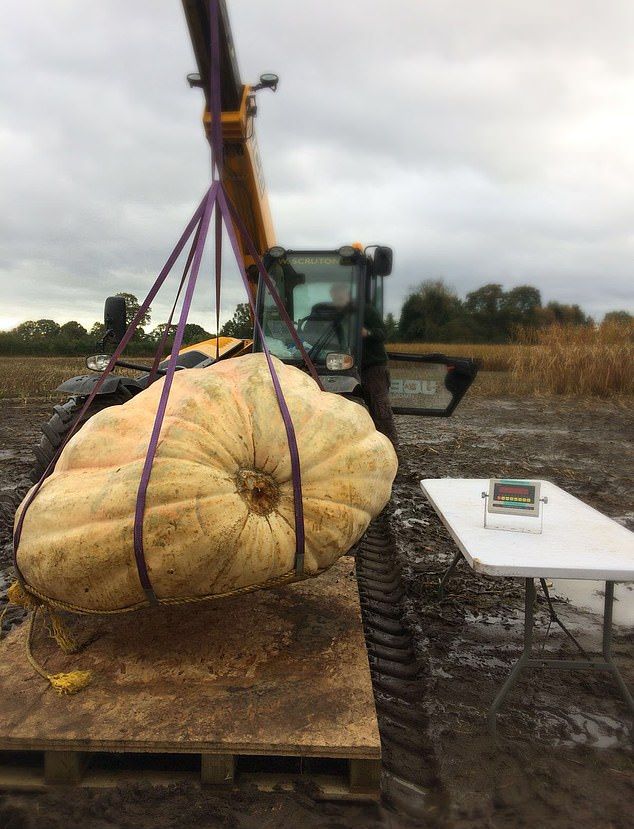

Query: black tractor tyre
left=30, top=387, right=133, bottom=483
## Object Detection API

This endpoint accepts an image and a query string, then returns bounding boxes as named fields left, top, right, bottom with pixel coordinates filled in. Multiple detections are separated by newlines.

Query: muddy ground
left=0, top=394, right=632, bottom=828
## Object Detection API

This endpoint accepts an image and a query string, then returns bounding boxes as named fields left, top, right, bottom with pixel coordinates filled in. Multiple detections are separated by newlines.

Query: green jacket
left=362, top=304, right=388, bottom=369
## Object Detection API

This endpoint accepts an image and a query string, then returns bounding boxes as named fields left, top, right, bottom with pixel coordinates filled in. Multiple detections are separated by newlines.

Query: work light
left=255, top=73, right=279, bottom=92
left=86, top=355, right=110, bottom=372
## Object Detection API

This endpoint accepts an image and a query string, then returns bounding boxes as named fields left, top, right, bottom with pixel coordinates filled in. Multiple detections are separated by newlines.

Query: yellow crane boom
left=181, top=0, right=276, bottom=294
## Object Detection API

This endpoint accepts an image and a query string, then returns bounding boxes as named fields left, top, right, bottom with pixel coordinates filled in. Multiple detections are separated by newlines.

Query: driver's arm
left=362, top=304, right=387, bottom=341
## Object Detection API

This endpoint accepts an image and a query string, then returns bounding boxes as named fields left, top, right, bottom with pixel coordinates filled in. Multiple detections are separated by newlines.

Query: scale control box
left=487, top=479, right=542, bottom=517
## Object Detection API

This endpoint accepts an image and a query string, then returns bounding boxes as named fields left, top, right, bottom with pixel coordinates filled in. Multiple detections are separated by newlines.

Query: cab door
left=387, top=352, right=478, bottom=416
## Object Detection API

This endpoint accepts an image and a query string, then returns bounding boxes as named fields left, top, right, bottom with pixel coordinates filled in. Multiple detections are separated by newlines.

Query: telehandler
left=2, top=1, right=482, bottom=801
left=30, top=0, right=476, bottom=478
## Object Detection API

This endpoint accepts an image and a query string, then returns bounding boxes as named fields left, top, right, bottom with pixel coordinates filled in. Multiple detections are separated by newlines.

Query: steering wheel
left=307, top=316, right=345, bottom=361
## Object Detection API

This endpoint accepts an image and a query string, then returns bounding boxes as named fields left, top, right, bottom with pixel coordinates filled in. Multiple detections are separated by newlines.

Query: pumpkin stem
left=235, top=468, right=280, bottom=515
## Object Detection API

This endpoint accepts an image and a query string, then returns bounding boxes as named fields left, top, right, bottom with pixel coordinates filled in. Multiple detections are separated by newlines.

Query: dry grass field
left=0, top=356, right=86, bottom=400
left=388, top=340, right=517, bottom=372
left=511, top=320, right=634, bottom=397
left=0, top=322, right=631, bottom=399
left=0, top=356, right=142, bottom=400
left=392, top=320, right=633, bottom=398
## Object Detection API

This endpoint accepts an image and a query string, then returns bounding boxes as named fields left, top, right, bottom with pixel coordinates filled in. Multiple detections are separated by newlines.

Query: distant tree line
left=389, top=280, right=629, bottom=343
left=0, top=285, right=630, bottom=355
left=0, top=290, right=254, bottom=356
left=0, top=293, right=215, bottom=357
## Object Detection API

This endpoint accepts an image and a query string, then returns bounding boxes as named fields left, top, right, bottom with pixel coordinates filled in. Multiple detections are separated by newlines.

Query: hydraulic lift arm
left=181, top=0, right=277, bottom=296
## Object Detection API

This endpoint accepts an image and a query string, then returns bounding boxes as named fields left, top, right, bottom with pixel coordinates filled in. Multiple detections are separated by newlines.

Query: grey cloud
left=1, top=0, right=633, bottom=331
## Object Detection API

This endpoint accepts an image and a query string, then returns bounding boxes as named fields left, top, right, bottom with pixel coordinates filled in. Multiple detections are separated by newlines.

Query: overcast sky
left=1, top=0, right=633, bottom=332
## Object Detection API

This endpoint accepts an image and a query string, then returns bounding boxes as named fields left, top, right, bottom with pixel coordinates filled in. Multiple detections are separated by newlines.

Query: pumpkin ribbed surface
left=15, top=354, right=398, bottom=612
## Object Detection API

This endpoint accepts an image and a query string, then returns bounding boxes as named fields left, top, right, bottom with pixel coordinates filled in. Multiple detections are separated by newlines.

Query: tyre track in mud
left=356, top=511, right=447, bottom=826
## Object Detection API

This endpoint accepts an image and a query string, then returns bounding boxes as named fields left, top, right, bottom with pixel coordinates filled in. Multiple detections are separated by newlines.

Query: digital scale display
left=488, top=479, right=541, bottom=517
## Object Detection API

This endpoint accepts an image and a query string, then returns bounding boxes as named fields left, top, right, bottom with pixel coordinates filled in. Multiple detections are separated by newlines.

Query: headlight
left=86, top=354, right=111, bottom=372
left=326, top=352, right=354, bottom=371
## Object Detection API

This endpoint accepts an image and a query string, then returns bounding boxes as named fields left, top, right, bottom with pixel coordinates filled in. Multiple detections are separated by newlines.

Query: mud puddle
left=551, top=579, right=634, bottom=626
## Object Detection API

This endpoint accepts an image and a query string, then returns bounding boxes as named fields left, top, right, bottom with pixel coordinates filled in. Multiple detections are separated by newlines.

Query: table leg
left=438, top=550, right=463, bottom=598
left=488, top=579, right=633, bottom=739
left=602, top=581, right=634, bottom=714
left=487, top=578, right=535, bottom=738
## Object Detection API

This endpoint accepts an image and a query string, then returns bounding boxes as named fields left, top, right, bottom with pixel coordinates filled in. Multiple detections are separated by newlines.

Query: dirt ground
left=0, top=393, right=632, bottom=829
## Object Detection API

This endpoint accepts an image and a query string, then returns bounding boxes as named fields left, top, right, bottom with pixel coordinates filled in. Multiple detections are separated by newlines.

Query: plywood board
left=0, top=558, right=379, bottom=759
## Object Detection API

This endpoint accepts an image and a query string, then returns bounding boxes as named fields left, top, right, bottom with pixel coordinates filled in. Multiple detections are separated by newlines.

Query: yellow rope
left=46, top=608, right=81, bottom=654
left=7, top=580, right=41, bottom=610
left=26, top=608, right=92, bottom=695
left=7, top=568, right=321, bottom=696
left=11, top=567, right=320, bottom=616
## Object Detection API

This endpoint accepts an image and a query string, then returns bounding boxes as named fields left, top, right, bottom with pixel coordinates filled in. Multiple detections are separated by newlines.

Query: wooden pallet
left=0, top=559, right=380, bottom=799
left=0, top=750, right=380, bottom=799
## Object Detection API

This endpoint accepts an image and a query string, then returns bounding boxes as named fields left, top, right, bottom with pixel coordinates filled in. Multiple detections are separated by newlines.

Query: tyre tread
left=30, top=390, right=130, bottom=482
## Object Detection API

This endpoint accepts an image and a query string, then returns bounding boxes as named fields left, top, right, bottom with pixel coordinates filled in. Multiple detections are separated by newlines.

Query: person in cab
left=329, top=284, right=398, bottom=449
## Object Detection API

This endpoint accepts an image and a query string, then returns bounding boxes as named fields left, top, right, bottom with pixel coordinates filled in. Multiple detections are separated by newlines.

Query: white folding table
left=420, top=478, right=634, bottom=736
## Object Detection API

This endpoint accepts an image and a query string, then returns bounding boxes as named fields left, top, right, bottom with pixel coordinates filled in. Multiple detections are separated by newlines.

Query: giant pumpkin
left=15, top=354, right=397, bottom=612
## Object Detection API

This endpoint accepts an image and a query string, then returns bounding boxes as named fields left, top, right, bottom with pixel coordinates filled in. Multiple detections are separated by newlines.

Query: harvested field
left=0, top=356, right=85, bottom=400
left=0, top=392, right=632, bottom=828
left=1, top=354, right=519, bottom=401
left=393, top=320, right=634, bottom=397
left=511, top=321, right=634, bottom=397
left=2, top=322, right=633, bottom=402
left=388, top=341, right=517, bottom=372
left=0, top=357, right=147, bottom=401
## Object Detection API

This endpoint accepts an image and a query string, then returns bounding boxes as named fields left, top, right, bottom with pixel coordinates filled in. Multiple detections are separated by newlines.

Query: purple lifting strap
left=131, top=1, right=313, bottom=599
left=209, top=0, right=224, bottom=177
left=148, top=219, right=204, bottom=385
left=132, top=184, right=217, bottom=599
left=12, top=193, right=210, bottom=579
left=13, top=0, right=316, bottom=600
left=214, top=208, right=222, bottom=360
left=130, top=1, right=314, bottom=598
left=218, top=187, right=306, bottom=573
